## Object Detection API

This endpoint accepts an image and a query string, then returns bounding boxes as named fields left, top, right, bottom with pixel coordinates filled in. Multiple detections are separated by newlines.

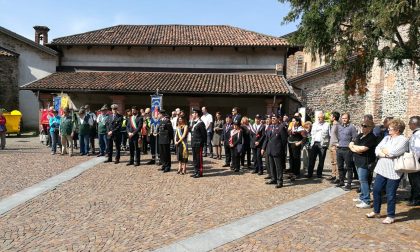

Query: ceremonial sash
left=176, top=127, right=188, bottom=159
left=130, top=116, right=138, bottom=130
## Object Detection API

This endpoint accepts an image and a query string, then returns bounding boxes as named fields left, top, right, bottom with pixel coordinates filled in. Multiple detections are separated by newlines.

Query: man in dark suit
left=126, top=106, right=144, bottom=166
left=190, top=108, right=207, bottom=178
left=262, top=114, right=288, bottom=188
left=105, top=104, right=123, bottom=164
left=158, top=110, right=174, bottom=172
left=222, top=114, right=233, bottom=168
left=251, top=114, right=266, bottom=175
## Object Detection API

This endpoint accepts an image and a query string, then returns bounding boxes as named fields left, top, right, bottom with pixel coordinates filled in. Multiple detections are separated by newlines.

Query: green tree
left=280, top=0, right=419, bottom=95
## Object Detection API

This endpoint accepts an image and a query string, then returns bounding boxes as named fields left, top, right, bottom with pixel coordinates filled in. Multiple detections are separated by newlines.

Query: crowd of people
left=1, top=104, right=419, bottom=224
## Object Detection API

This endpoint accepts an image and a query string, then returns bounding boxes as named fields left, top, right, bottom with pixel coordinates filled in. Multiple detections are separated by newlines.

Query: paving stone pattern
left=0, top=136, right=90, bottom=199
left=214, top=191, right=420, bottom=251
left=0, top=154, right=330, bottom=251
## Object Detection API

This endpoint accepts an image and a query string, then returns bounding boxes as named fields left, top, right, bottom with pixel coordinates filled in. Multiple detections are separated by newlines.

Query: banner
left=150, top=94, right=163, bottom=125
left=53, top=96, right=61, bottom=112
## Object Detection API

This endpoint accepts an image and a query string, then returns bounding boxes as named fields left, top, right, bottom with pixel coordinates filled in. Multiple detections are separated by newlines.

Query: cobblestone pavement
left=0, top=136, right=90, bottom=199
left=214, top=190, right=420, bottom=251
left=0, top=152, right=331, bottom=251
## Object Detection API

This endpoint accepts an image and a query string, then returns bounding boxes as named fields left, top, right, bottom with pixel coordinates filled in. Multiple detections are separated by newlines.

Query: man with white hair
left=201, top=106, right=213, bottom=157
left=307, top=112, right=330, bottom=178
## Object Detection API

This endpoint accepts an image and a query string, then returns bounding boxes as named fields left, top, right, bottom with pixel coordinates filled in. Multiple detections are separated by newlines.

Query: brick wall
left=0, top=55, right=19, bottom=111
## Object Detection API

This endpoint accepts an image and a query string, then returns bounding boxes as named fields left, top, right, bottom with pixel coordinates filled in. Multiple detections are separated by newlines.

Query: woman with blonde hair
left=367, top=119, right=409, bottom=224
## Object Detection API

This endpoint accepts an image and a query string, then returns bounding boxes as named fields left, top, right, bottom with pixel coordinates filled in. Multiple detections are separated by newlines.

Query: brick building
left=286, top=49, right=419, bottom=126
left=0, top=26, right=58, bottom=130
left=22, top=25, right=300, bottom=117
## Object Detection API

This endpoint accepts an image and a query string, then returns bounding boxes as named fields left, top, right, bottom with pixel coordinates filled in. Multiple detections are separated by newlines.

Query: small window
left=296, top=56, right=304, bottom=75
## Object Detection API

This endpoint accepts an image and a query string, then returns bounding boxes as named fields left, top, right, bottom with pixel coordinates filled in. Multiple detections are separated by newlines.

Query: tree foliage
left=280, top=0, right=419, bottom=95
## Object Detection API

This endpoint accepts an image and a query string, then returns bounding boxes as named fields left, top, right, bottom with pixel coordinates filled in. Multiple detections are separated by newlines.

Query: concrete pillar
left=110, top=95, right=126, bottom=114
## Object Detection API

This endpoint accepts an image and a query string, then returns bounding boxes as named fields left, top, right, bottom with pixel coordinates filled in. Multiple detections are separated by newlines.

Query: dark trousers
left=269, top=155, right=284, bottom=184
left=121, top=131, right=128, bottom=148
left=224, top=143, right=231, bottom=165
left=141, top=135, right=148, bottom=154
left=159, top=143, right=171, bottom=170
left=204, top=132, right=213, bottom=155
left=150, top=135, right=160, bottom=160
left=307, top=143, right=327, bottom=177
left=289, top=143, right=302, bottom=176
left=337, top=147, right=354, bottom=184
left=89, top=132, right=96, bottom=154
left=192, top=146, right=203, bottom=175
left=253, top=147, right=263, bottom=173
left=264, top=152, right=271, bottom=176
left=408, top=171, right=420, bottom=201
left=232, top=147, right=241, bottom=171
left=129, top=134, right=141, bottom=164
left=373, top=174, right=401, bottom=218
left=241, top=146, right=251, bottom=167
left=107, top=135, right=121, bottom=161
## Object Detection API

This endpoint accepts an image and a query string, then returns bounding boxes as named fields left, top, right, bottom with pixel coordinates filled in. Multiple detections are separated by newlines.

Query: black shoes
left=192, top=173, right=202, bottom=178
left=335, top=181, right=345, bottom=187
left=104, top=160, right=112, bottom=163
left=258, top=171, right=263, bottom=175
left=264, top=176, right=271, bottom=180
left=134, top=163, right=140, bottom=167
left=114, top=160, right=120, bottom=164
left=305, top=175, right=313, bottom=179
left=276, top=183, right=283, bottom=188
left=331, top=179, right=340, bottom=184
left=407, top=200, right=420, bottom=206
left=326, top=176, right=336, bottom=181
left=266, top=180, right=276, bottom=185
left=252, top=170, right=258, bottom=174
left=343, top=185, right=352, bottom=191
left=127, top=162, right=134, bottom=166
left=234, top=169, right=240, bottom=172
left=146, top=160, right=155, bottom=165
left=222, top=164, right=230, bottom=167
left=163, top=169, right=170, bottom=173
left=317, top=175, right=323, bottom=178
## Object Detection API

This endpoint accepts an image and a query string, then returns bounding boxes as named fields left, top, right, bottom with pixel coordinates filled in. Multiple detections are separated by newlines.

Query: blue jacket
left=49, top=116, right=61, bottom=133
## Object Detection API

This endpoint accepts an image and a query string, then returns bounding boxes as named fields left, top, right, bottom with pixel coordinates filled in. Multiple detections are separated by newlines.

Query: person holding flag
left=126, top=106, right=143, bottom=166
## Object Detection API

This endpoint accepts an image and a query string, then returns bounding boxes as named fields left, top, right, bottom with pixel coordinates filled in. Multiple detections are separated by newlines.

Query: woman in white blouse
left=367, top=119, right=409, bottom=224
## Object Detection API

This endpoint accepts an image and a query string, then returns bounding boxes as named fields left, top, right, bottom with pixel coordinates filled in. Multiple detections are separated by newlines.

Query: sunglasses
left=361, top=124, right=371, bottom=128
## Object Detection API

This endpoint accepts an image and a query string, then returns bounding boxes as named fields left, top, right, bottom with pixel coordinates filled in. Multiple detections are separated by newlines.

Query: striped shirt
left=374, top=135, right=409, bottom=180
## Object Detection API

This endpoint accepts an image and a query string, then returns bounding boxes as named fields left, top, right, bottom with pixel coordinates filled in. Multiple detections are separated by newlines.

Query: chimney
left=34, top=26, right=50, bottom=45
left=275, top=63, right=284, bottom=75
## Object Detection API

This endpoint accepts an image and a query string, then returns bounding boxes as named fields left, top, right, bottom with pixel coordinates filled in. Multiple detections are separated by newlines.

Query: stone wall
left=291, top=60, right=419, bottom=128
left=0, top=55, right=19, bottom=111
left=292, top=69, right=367, bottom=123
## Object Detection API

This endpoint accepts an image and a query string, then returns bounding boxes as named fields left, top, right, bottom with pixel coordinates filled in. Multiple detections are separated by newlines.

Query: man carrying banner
left=127, top=106, right=143, bottom=166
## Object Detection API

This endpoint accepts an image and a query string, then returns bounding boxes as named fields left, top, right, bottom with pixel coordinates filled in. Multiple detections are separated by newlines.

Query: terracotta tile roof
left=0, top=46, right=19, bottom=57
left=50, top=25, right=288, bottom=47
left=21, top=71, right=291, bottom=95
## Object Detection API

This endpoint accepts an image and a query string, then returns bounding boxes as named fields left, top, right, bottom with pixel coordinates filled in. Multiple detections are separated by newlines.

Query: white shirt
left=409, top=129, right=420, bottom=158
left=201, top=113, right=213, bottom=132
left=310, top=121, right=330, bottom=147
left=375, top=135, right=409, bottom=180
left=171, top=116, right=178, bottom=130
left=79, top=115, right=93, bottom=126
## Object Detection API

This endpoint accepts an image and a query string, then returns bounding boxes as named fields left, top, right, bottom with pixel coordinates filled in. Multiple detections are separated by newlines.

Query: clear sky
left=0, top=0, right=299, bottom=41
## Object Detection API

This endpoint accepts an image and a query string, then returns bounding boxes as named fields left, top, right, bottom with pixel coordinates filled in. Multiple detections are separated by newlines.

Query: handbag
left=394, top=151, right=420, bottom=173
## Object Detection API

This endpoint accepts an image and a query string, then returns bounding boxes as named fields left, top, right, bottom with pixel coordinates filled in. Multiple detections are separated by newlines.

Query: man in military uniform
left=262, top=113, right=288, bottom=188
left=105, top=104, right=123, bottom=164
left=222, top=114, right=233, bottom=168
left=158, top=110, right=174, bottom=172
left=190, top=108, right=207, bottom=178
left=127, top=106, right=144, bottom=166
left=250, top=114, right=266, bottom=175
